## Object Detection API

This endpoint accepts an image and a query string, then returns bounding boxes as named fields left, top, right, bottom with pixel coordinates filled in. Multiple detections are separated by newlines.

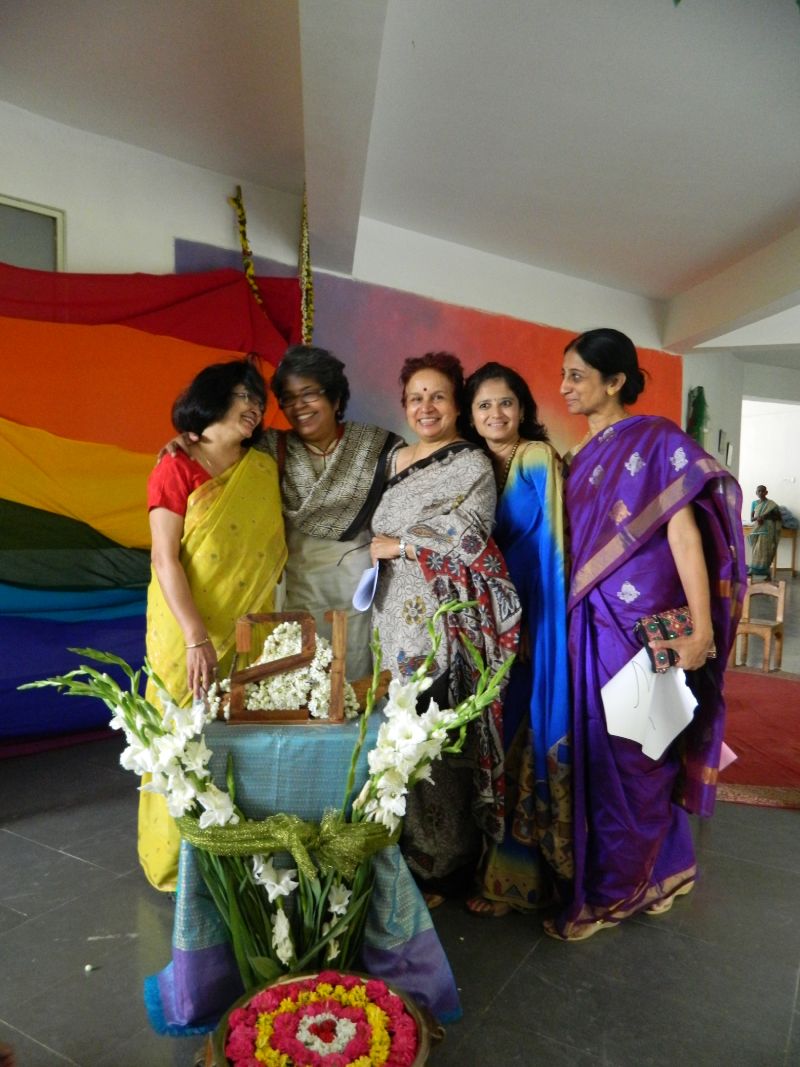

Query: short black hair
left=271, top=345, right=350, bottom=421
left=171, top=355, right=266, bottom=445
left=564, top=328, right=646, bottom=405
left=464, top=362, right=549, bottom=443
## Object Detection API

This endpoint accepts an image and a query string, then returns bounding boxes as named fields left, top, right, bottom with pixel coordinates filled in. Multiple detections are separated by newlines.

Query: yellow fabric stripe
left=0, top=415, right=152, bottom=549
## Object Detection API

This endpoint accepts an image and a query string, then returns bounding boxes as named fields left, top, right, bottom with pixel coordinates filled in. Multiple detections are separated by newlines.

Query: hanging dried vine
left=228, top=184, right=266, bottom=310
left=299, top=186, right=314, bottom=344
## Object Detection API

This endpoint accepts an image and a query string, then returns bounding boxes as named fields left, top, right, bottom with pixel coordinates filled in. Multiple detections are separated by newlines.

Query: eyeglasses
left=277, top=387, right=326, bottom=410
left=231, top=390, right=265, bottom=408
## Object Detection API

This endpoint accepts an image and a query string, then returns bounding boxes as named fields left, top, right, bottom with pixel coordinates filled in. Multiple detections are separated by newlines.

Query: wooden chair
left=729, top=580, right=786, bottom=671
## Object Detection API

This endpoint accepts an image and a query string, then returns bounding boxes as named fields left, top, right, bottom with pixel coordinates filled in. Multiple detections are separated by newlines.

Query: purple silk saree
left=552, top=416, right=745, bottom=936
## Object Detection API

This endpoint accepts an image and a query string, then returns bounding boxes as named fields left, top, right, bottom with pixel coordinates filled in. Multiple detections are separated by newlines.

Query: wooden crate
left=224, top=610, right=345, bottom=724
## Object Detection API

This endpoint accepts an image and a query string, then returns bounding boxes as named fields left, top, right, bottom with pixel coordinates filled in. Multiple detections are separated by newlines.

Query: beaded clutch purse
left=634, top=606, right=696, bottom=673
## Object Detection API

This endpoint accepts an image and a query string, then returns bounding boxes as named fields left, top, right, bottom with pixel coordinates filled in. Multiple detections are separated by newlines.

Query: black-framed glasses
left=278, top=387, right=326, bottom=410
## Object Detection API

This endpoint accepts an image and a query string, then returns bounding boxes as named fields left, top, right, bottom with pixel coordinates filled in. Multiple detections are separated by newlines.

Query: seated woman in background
left=370, top=352, right=520, bottom=905
left=748, top=484, right=782, bottom=579
left=546, top=328, right=745, bottom=941
left=463, top=362, right=571, bottom=917
left=141, top=357, right=286, bottom=891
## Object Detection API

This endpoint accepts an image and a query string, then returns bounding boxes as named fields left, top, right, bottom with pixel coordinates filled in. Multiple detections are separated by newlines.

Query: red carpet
left=717, top=669, right=800, bottom=809
left=0, top=727, right=113, bottom=760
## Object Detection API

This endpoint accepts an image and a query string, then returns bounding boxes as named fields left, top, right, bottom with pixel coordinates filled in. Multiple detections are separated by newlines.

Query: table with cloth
left=144, top=716, right=462, bottom=1035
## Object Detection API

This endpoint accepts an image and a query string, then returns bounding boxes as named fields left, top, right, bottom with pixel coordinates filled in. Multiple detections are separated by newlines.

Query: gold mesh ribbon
left=227, top=184, right=265, bottom=310
left=299, top=186, right=314, bottom=344
left=176, top=809, right=398, bottom=882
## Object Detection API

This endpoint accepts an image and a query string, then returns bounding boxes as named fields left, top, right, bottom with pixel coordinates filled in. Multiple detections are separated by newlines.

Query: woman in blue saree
left=546, top=328, right=746, bottom=941
left=463, top=363, right=572, bottom=916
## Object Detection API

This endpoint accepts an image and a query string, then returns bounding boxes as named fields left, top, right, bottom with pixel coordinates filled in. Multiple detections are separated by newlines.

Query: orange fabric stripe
left=0, top=315, right=286, bottom=452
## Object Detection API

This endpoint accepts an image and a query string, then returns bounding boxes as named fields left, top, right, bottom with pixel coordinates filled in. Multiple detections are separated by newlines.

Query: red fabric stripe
left=0, top=261, right=301, bottom=364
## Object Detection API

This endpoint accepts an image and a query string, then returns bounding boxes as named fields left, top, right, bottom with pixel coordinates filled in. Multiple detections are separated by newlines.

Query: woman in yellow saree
left=140, top=357, right=286, bottom=890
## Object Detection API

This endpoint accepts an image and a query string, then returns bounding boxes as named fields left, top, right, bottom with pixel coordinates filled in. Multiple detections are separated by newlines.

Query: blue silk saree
left=480, top=441, right=572, bottom=908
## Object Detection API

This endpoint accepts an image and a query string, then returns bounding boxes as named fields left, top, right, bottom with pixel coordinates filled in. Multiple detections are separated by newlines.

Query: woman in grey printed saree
left=370, top=352, right=520, bottom=902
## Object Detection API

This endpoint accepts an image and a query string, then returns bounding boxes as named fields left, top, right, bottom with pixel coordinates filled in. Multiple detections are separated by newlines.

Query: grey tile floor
left=1, top=575, right=798, bottom=1066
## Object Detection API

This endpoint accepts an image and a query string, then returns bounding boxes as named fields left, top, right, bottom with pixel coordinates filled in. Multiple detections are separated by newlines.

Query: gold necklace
left=572, top=414, right=626, bottom=456
left=496, top=438, right=521, bottom=490
left=195, top=444, right=242, bottom=476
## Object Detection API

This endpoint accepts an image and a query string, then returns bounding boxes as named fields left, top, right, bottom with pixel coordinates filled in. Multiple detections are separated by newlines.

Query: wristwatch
left=397, top=537, right=407, bottom=561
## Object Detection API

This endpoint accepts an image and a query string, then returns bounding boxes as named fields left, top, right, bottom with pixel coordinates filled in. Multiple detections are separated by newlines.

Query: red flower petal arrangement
left=219, top=970, right=426, bottom=1066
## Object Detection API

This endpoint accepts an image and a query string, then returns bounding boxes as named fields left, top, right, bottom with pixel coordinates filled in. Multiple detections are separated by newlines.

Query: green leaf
left=460, top=632, right=485, bottom=674
left=226, top=753, right=237, bottom=807
left=249, top=955, right=283, bottom=982
left=67, top=647, right=136, bottom=680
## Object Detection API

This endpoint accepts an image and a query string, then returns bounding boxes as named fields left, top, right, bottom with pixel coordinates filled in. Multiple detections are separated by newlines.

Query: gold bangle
left=185, top=638, right=210, bottom=649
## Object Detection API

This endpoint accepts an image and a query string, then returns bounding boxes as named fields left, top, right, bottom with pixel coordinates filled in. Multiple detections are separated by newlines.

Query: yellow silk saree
left=139, top=448, right=286, bottom=890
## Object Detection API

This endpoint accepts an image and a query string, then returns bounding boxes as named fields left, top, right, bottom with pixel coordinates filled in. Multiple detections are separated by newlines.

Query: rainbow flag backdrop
left=0, top=262, right=300, bottom=746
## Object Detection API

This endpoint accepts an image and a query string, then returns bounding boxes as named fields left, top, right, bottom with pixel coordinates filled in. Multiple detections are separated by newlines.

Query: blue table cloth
left=145, top=715, right=462, bottom=1035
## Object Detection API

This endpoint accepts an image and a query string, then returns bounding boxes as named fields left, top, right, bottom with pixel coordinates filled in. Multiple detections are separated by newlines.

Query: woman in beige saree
left=140, top=358, right=286, bottom=891
left=264, top=346, right=401, bottom=680
left=748, top=485, right=781, bottom=579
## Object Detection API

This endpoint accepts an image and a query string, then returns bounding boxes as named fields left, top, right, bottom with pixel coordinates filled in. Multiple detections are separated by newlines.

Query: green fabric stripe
left=0, top=498, right=150, bottom=589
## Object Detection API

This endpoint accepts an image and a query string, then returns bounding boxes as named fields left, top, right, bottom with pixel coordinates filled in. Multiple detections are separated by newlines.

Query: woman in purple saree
left=546, top=328, right=746, bottom=941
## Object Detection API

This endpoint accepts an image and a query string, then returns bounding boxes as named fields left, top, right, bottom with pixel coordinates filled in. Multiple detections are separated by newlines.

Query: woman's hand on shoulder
left=156, top=432, right=199, bottom=464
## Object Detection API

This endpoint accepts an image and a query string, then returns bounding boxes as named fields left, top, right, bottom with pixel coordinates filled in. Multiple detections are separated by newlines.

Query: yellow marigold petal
left=363, top=1002, right=392, bottom=1064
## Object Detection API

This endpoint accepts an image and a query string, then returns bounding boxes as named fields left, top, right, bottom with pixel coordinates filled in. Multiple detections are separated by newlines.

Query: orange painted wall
left=312, top=273, right=681, bottom=456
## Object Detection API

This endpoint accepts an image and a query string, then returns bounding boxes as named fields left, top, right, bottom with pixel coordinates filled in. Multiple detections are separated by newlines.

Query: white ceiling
left=1, top=0, right=799, bottom=356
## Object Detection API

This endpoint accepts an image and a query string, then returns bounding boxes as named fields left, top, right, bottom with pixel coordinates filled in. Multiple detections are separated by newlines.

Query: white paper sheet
left=601, top=647, right=698, bottom=759
left=352, top=563, right=380, bottom=611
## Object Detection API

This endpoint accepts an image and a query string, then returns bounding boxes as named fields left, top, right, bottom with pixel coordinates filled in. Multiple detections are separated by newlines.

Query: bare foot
left=466, top=895, right=511, bottom=918
left=543, top=917, right=619, bottom=942
left=644, top=880, right=694, bottom=916
left=422, top=891, right=445, bottom=910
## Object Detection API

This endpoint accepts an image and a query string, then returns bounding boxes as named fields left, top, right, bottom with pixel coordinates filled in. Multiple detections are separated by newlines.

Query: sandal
left=543, top=917, right=619, bottom=942
left=644, top=880, right=694, bottom=916
left=466, top=895, right=511, bottom=918
left=422, top=891, right=446, bottom=910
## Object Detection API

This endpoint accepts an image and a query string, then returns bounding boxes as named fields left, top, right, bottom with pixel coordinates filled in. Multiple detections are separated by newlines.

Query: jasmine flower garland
left=206, top=621, right=359, bottom=720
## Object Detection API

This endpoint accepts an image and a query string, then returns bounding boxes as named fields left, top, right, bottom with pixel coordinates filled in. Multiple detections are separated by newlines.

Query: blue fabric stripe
left=0, top=582, right=146, bottom=621
left=0, top=614, right=145, bottom=738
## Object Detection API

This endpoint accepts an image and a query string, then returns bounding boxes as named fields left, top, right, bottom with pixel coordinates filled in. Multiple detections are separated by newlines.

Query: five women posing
left=149, top=331, right=745, bottom=942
